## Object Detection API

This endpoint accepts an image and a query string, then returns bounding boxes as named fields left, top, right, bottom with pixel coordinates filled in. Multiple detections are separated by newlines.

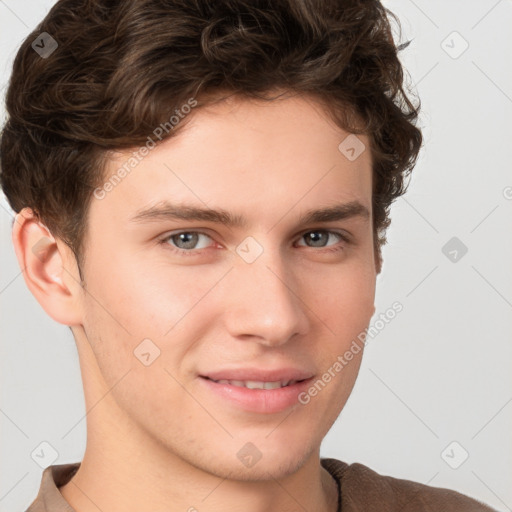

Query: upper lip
left=200, top=367, right=315, bottom=382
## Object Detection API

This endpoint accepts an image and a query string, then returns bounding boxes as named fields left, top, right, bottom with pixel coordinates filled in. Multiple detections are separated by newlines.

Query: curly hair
left=0, top=0, right=422, bottom=273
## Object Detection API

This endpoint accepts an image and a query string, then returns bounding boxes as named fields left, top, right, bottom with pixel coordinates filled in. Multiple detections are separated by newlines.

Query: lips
left=198, top=372, right=314, bottom=414
left=198, top=367, right=315, bottom=413
left=200, top=367, right=314, bottom=383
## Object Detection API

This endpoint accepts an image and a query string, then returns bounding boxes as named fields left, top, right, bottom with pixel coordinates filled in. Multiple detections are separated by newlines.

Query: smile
left=208, top=378, right=300, bottom=389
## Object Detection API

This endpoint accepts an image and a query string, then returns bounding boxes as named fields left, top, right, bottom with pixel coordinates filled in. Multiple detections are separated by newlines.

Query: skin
left=13, top=91, right=378, bottom=512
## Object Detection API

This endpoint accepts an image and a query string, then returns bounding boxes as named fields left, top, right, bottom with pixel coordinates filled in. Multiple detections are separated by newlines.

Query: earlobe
left=11, top=208, right=83, bottom=326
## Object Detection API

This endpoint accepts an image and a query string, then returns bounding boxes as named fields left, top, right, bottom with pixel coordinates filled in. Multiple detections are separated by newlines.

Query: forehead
left=91, top=93, right=373, bottom=230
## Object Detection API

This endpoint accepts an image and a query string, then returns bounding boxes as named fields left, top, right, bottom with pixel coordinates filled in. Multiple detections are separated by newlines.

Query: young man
left=0, top=0, right=497, bottom=511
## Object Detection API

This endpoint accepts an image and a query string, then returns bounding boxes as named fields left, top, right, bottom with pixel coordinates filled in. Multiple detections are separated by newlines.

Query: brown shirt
left=25, top=458, right=497, bottom=512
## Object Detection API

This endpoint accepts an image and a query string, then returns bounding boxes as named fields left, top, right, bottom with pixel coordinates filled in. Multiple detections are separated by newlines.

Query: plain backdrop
left=0, top=1, right=511, bottom=511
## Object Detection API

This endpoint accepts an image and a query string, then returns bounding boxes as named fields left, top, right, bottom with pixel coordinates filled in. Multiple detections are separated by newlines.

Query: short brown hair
left=0, top=0, right=422, bottom=273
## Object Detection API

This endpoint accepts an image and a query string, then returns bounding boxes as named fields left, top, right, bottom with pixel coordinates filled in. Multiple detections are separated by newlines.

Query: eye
left=296, top=230, right=350, bottom=252
left=160, top=231, right=214, bottom=254
left=159, top=229, right=350, bottom=256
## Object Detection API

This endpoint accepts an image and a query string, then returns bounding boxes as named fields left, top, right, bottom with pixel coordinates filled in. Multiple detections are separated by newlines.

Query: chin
left=199, top=434, right=316, bottom=482
left=211, top=452, right=309, bottom=482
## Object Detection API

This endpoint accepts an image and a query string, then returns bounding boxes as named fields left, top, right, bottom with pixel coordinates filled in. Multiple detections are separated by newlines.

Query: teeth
left=213, top=379, right=298, bottom=389
left=246, top=380, right=282, bottom=390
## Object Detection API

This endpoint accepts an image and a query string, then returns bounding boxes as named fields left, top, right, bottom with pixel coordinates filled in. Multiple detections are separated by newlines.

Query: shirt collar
left=27, top=463, right=80, bottom=512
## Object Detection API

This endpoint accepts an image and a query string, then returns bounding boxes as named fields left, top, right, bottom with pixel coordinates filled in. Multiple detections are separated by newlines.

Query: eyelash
left=158, top=229, right=351, bottom=257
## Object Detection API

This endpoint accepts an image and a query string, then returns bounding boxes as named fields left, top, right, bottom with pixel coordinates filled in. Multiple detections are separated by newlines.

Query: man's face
left=76, top=93, right=377, bottom=479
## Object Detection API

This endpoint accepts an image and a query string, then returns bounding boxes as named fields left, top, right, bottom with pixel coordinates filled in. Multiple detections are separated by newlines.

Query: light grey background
left=1, top=1, right=511, bottom=511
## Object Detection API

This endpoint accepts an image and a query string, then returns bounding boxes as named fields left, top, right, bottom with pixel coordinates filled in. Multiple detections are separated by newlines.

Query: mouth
left=202, top=376, right=307, bottom=390
left=198, top=375, right=315, bottom=414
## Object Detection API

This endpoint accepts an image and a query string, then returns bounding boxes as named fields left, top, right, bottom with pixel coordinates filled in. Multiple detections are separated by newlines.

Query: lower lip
left=198, top=376, right=314, bottom=414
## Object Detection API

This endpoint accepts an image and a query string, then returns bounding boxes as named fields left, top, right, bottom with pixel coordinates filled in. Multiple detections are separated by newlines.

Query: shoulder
left=321, top=458, right=497, bottom=512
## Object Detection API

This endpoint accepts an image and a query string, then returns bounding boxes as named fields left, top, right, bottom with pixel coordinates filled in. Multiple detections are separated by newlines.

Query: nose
left=221, top=244, right=310, bottom=348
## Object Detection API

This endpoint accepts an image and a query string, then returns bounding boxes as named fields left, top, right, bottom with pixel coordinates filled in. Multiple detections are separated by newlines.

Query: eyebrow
left=130, top=200, right=370, bottom=228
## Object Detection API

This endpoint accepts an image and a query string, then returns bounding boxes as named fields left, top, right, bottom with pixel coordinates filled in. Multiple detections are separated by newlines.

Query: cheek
left=308, top=260, right=376, bottom=334
left=83, top=247, right=205, bottom=336
left=80, top=251, right=224, bottom=378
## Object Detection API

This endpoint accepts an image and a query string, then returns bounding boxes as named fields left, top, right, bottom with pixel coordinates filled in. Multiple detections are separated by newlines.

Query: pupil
left=308, top=231, right=325, bottom=247
left=176, top=232, right=197, bottom=249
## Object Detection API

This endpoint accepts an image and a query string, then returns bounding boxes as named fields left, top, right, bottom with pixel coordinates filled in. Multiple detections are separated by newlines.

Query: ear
left=374, top=243, right=382, bottom=276
left=373, top=247, right=380, bottom=317
left=11, top=208, right=83, bottom=326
